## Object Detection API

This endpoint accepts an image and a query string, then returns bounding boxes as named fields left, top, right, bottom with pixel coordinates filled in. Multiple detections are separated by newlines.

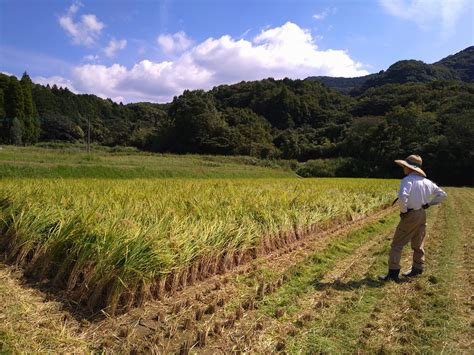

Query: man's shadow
left=313, top=276, right=410, bottom=291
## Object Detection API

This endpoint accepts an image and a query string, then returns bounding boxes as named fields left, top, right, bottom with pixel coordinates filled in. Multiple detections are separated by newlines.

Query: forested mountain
left=435, top=46, right=474, bottom=82
left=0, top=46, right=473, bottom=185
left=304, top=75, right=375, bottom=95
left=308, top=46, right=474, bottom=95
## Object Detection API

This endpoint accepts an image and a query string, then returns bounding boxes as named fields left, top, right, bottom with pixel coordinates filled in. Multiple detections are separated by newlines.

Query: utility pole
left=87, top=117, right=91, bottom=153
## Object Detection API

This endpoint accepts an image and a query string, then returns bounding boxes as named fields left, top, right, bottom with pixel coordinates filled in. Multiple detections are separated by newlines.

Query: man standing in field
left=379, top=155, right=447, bottom=282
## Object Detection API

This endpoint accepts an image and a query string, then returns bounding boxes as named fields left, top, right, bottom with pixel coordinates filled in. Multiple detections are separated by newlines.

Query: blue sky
left=1, top=0, right=473, bottom=103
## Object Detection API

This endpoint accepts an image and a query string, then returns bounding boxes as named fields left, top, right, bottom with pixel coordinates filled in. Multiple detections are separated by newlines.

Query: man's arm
left=398, top=179, right=412, bottom=213
left=429, top=183, right=447, bottom=206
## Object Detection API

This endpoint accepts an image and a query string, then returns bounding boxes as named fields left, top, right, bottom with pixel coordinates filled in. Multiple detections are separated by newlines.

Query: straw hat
left=394, top=155, right=426, bottom=177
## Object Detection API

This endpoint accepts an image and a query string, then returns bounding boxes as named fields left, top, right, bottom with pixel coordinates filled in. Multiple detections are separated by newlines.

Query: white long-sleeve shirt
left=398, top=173, right=447, bottom=213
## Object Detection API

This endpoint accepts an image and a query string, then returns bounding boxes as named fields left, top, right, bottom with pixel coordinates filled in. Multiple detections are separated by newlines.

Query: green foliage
left=355, top=60, right=455, bottom=94
left=21, top=116, right=40, bottom=144
left=168, top=90, right=231, bottom=154
left=39, top=115, right=85, bottom=142
left=435, top=46, right=474, bottom=82
left=4, top=77, right=24, bottom=119
left=346, top=81, right=474, bottom=185
left=222, top=107, right=277, bottom=157
left=307, top=74, right=375, bottom=95
left=0, top=74, right=39, bottom=145
left=307, top=47, right=474, bottom=95
left=20, top=72, right=37, bottom=118
left=9, top=118, right=23, bottom=145
left=296, top=158, right=351, bottom=177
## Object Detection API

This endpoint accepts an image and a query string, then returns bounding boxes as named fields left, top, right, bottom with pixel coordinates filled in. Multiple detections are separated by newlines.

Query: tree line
left=0, top=68, right=472, bottom=185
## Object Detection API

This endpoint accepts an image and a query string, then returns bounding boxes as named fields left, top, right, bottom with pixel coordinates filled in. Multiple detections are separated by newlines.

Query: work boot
left=402, top=267, right=423, bottom=278
left=378, top=269, right=400, bottom=282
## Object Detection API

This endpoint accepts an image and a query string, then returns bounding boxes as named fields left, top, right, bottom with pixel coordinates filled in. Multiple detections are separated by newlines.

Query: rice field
left=1, top=147, right=471, bottom=354
left=0, top=177, right=397, bottom=314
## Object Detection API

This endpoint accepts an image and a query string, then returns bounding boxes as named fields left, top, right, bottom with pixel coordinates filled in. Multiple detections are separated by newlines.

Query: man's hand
left=422, top=203, right=430, bottom=209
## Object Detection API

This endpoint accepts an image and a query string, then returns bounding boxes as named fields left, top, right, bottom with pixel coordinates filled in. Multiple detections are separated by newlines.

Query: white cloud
left=32, top=75, right=79, bottom=93
left=83, top=54, right=99, bottom=61
left=379, top=0, right=468, bottom=37
left=56, top=22, right=367, bottom=103
left=157, top=31, right=193, bottom=54
left=313, top=10, right=329, bottom=20
left=59, top=1, right=105, bottom=46
left=104, top=38, right=127, bottom=58
left=313, top=7, right=337, bottom=20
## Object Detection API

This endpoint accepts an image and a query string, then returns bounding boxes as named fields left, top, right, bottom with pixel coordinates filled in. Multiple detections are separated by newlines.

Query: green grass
left=0, top=145, right=296, bottom=179
left=393, top=188, right=473, bottom=353
left=283, top=187, right=473, bottom=353
left=256, top=213, right=397, bottom=318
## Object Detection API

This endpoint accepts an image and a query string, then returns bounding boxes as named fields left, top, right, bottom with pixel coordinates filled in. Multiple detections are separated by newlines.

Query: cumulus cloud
left=157, top=31, right=193, bottom=54
left=379, top=0, right=468, bottom=37
left=104, top=38, right=127, bottom=57
left=63, top=22, right=367, bottom=103
left=59, top=1, right=105, bottom=46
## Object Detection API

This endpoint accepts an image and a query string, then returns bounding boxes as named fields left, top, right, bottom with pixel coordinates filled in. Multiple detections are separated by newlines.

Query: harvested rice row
left=0, top=177, right=397, bottom=314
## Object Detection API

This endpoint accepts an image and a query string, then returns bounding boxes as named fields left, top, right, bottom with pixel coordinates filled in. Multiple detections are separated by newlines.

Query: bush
left=296, top=158, right=351, bottom=177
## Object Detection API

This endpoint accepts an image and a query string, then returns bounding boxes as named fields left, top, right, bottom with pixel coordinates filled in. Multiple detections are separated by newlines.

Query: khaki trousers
left=389, top=208, right=426, bottom=270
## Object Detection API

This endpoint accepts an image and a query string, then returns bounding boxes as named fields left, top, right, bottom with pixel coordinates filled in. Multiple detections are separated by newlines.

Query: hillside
left=308, top=46, right=474, bottom=94
left=304, top=75, right=375, bottom=95
left=435, top=46, right=474, bottom=82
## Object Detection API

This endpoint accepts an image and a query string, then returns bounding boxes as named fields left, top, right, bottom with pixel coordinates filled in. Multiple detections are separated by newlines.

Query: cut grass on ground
left=285, top=187, right=473, bottom=353
left=0, top=265, right=89, bottom=353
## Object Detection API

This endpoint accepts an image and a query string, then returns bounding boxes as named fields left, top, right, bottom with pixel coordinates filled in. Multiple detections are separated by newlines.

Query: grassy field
left=0, top=145, right=296, bottom=178
left=0, top=145, right=471, bottom=353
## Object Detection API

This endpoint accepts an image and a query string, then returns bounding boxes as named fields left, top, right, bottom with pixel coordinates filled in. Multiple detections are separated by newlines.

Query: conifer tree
left=5, top=77, right=25, bottom=119
left=20, top=72, right=40, bottom=144
left=0, top=89, right=5, bottom=118
left=21, top=72, right=37, bottom=117
left=10, top=117, right=23, bottom=145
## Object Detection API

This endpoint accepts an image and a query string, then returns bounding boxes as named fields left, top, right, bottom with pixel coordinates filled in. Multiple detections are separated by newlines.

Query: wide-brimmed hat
left=394, top=155, right=426, bottom=177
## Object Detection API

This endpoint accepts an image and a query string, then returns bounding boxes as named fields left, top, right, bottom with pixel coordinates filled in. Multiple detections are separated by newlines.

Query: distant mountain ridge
left=307, top=46, right=474, bottom=95
left=435, top=46, right=474, bottom=82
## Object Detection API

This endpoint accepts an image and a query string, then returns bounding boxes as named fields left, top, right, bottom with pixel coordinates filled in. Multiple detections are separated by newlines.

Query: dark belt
left=406, top=208, right=423, bottom=212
